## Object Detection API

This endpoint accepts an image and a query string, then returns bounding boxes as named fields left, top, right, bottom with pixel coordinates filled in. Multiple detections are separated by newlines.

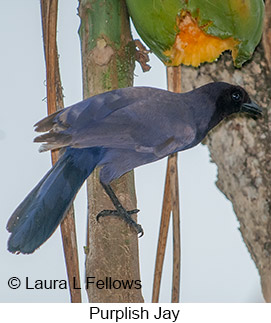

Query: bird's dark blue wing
left=34, top=87, right=197, bottom=154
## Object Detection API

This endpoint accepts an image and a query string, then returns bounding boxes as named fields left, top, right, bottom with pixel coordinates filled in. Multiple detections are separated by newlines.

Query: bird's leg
left=97, top=182, right=144, bottom=237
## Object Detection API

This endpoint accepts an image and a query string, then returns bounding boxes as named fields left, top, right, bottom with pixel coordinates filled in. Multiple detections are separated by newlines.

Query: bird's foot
left=96, top=208, right=143, bottom=237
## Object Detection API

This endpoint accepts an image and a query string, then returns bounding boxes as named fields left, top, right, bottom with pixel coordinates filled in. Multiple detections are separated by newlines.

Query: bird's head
left=215, top=83, right=262, bottom=118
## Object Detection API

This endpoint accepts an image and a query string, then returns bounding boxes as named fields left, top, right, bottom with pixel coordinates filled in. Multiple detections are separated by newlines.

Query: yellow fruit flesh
left=164, top=12, right=239, bottom=67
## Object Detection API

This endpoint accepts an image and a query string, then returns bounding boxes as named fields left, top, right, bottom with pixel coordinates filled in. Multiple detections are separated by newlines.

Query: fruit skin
left=163, top=12, right=239, bottom=67
left=126, top=0, right=265, bottom=67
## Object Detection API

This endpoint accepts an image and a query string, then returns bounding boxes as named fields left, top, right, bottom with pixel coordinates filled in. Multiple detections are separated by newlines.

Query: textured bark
left=181, top=5, right=271, bottom=301
left=78, top=0, right=143, bottom=302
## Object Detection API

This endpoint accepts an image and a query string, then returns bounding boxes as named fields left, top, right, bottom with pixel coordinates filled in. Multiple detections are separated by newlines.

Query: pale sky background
left=0, top=1, right=264, bottom=303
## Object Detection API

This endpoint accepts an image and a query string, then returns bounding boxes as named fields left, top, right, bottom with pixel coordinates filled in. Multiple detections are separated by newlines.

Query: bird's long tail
left=7, top=147, right=103, bottom=254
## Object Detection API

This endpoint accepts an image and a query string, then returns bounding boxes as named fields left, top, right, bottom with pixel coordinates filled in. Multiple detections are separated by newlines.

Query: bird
left=6, top=82, right=261, bottom=254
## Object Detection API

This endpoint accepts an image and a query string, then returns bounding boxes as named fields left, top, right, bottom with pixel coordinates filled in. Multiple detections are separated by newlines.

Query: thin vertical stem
left=167, top=66, right=181, bottom=303
left=152, top=66, right=181, bottom=303
left=168, top=152, right=180, bottom=303
left=40, top=0, right=81, bottom=303
left=152, top=162, right=172, bottom=302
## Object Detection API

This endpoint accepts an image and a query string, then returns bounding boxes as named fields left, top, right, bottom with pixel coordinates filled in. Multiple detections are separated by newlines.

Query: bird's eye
left=232, top=92, right=241, bottom=102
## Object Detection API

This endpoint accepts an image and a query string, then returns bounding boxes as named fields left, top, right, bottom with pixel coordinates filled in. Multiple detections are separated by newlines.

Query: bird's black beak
left=241, top=101, right=262, bottom=116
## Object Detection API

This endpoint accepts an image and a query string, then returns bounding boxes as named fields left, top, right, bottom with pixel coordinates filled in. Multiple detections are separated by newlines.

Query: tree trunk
left=78, top=0, right=144, bottom=302
left=181, top=2, right=271, bottom=302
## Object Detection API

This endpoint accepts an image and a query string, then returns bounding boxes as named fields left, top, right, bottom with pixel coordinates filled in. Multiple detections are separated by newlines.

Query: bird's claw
left=96, top=208, right=143, bottom=237
left=136, top=224, right=144, bottom=237
left=96, top=209, right=139, bottom=221
left=96, top=209, right=117, bottom=221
